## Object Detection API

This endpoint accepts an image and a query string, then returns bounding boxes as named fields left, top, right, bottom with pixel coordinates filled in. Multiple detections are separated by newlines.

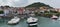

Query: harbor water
left=0, top=16, right=60, bottom=27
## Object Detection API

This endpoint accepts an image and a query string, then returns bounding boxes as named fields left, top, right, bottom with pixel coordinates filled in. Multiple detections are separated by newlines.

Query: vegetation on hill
left=25, top=2, right=53, bottom=8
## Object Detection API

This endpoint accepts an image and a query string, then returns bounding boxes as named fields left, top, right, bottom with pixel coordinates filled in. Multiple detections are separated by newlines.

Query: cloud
left=0, top=0, right=60, bottom=8
left=0, top=0, right=28, bottom=7
left=6, top=0, right=28, bottom=7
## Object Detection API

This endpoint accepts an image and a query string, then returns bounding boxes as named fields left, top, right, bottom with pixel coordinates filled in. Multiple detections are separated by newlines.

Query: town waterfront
left=0, top=16, right=60, bottom=27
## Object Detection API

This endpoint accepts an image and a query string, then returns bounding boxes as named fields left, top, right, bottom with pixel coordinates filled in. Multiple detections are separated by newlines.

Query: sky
left=0, top=0, right=60, bottom=8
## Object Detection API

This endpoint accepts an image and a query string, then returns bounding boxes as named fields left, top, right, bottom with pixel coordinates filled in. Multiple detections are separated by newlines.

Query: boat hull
left=27, top=22, right=37, bottom=26
left=8, top=21, right=20, bottom=25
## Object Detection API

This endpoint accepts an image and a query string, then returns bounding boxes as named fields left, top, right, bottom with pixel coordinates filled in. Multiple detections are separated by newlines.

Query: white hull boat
left=51, top=15, right=58, bottom=20
left=8, top=16, right=20, bottom=24
left=0, top=14, right=4, bottom=16
left=27, top=17, right=38, bottom=26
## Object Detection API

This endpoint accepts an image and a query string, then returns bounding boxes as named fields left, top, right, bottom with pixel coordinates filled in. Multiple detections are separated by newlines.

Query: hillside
left=25, top=2, right=53, bottom=8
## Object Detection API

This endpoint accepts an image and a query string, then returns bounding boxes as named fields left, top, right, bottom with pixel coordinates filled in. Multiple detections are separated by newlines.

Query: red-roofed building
left=17, top=7, right=25, bottom=14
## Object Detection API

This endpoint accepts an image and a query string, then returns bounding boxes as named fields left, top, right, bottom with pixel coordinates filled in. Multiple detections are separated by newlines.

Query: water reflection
left=28, top=25, right=37, bottom=27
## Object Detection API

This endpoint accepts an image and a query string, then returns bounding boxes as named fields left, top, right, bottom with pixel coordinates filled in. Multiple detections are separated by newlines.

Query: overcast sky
left=0, top=0, right=60, bottom=8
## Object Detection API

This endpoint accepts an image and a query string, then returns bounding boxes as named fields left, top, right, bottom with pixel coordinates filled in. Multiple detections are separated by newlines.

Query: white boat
left=30, top=14, right=35, bottom=16
left=51, top=15, right=58, bottom=18
left=51, top=15, right=58, bottom=20
left=8, top=16, right=20, bottom=24
left=27, top=17, right=38, bottom=26
left=0, top=14, right=4, bottom=16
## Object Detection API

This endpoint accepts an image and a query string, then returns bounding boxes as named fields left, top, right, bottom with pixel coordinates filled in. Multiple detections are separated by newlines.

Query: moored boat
left=8, top=16, right=20, bottom=25
left=51, top=15, right=58, bottom=20
left=27, top=17, right=38, bottom=26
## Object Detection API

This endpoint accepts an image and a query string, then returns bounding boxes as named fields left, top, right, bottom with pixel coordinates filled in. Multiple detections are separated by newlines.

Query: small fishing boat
left=8, top=16, right=20, bottom=25
left=27, top=17, right=38, bottom=26
left=51, top=15, right=58, bottom=20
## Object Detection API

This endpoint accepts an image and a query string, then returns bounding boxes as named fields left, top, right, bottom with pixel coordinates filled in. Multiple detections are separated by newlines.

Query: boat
left=51, top=15, right=58, bottom=20
left=8, top=16, right=20, bottom=25
left=29, top=13, right=35, bottom=17
left=27, top=17, right=38, bottom=26
left=0, top=14, right=4, bottom=17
